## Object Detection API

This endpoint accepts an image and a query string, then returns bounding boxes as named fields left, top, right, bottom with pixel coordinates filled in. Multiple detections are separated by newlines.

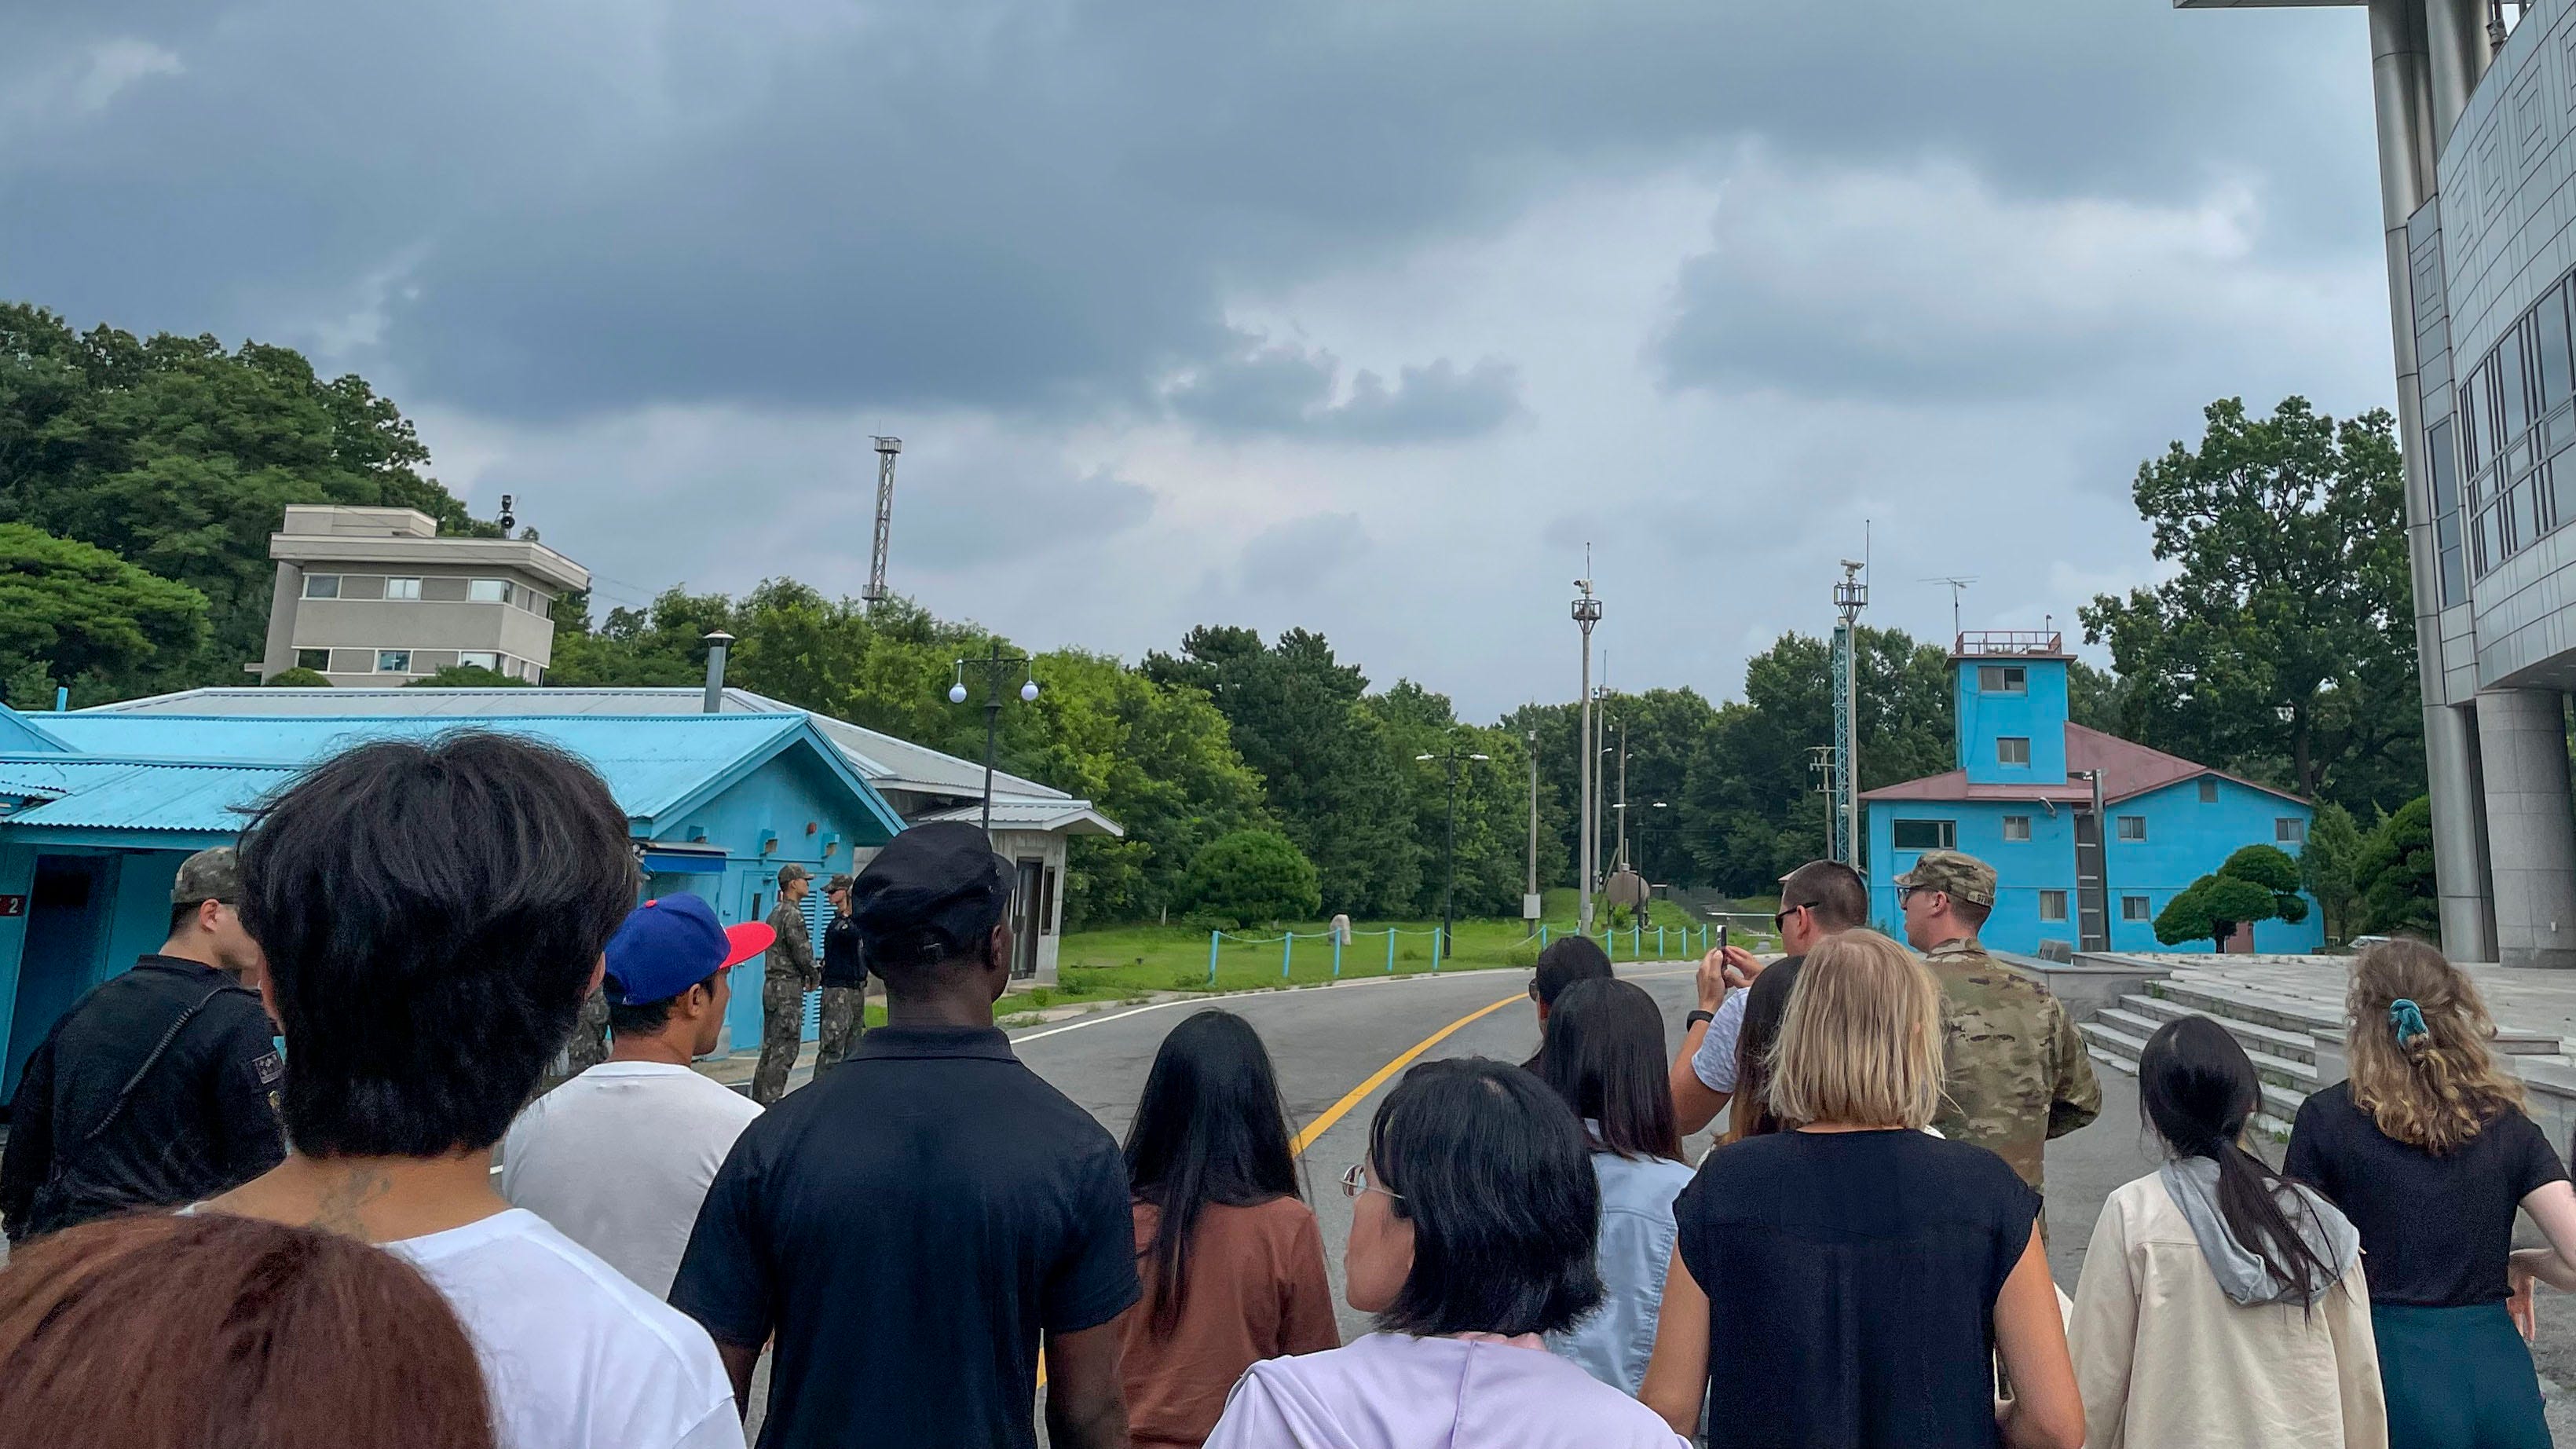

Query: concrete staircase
left=2077, top=964, right=2564, bottom=1138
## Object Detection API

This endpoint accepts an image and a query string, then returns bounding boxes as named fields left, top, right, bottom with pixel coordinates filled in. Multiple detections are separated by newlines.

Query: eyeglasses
left=1340, top=1162, right=1401, bottom=1202
left=1773, top=902, right=1813, bottom=930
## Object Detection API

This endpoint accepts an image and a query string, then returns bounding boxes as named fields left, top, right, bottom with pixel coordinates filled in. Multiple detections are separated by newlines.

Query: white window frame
left=375, top=649, right=413, bottom=674
left=2001, top=815, right=2032, bottom=843
left=1997, top=736, right=2031, bottom=766
left=385, top=576, right=422, bottom=600
left=468, top=578, right=514, bottom=604
left=2038, top=890, right=2069, bottom=922
left=1978, top=664, right=2027, bottom=695
left=294, top=648, right=331, bottom=672
left=302, top=573, right=340, bottom=599
left=2117, top=815, right=2147, bottom=843
left=2121, top=895, right=2152, bottom=921
left=457, top=650, right=500, bottom=671
left=1891, top=819, right=1957, bottom=851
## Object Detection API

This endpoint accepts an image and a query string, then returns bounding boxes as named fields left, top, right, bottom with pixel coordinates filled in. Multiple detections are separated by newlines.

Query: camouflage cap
left=171, top=846, right=243, bottom=906
left=777, top=862, right=812, bottom=887
left=1893, top=849, right=1996, bottom=908
left=825, top=873, right=854, bottom=895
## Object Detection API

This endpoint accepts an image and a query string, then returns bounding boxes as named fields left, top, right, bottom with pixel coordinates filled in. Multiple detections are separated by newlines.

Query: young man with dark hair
left=1520, top=934, right=1613, bottom=1073
left=1, top=847, right=284, bottom=1241
left=1896, top=848, right=2101, bottom=1191
left=672, top=821, right=1139, bottom=1449
left=1670, top=858, right=1868, bottom=1136
left=503, top=893, right=771, bottom=1297
left=205, top=733, right=743, bottom=1449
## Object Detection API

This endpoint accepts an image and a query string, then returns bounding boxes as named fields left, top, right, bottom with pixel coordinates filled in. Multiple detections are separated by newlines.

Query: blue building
left=0, top=708, right=905, bottom=1098
left=1861, top=632, right=2321, bottom=956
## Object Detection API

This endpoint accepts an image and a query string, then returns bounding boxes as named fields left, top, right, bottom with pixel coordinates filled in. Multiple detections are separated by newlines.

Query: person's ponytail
left=2140, top=1016, right=2339, bottom=1307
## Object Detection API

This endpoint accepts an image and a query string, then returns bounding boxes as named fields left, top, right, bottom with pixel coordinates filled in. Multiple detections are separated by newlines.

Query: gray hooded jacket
left=2158, top=1154, right=2362, bottom=1306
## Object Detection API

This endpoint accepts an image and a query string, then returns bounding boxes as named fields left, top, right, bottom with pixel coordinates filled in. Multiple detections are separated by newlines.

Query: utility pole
left=1417, top=747, right=1489, bottom=964
left=1524, top=729, right=1541, bottom=935
left=1571, top=565, right=1603, bottom=935
left=1829, top=558, right=1868, bottom=868
left=865, top=436, right=902, bottom=613
left=1614, top=720, right=1630, bottom=873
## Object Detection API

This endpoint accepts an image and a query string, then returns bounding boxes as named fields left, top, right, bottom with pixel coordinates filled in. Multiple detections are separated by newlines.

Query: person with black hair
left=2067, top=1015, right=2383, bottom=1448
left=2, top=847, right=283, bottom=1241
left=200, top=732, right=743, bottom=1449
left=1118, top=1010, right=1337, bottom=1449
left=1205, top=1057, right=1684, bottom=1449
left=503, top=893, right=771, bottom=1297
left=671, top=821, right=1139, bottom=1449
left=1520, top=934, right=1612, bottom=1073
left=1533, top=978, right=1695, bottom=1396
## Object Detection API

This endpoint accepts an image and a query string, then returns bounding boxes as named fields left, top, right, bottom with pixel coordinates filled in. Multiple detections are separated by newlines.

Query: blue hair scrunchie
left=2390, top=998, right=2431, bottom=1045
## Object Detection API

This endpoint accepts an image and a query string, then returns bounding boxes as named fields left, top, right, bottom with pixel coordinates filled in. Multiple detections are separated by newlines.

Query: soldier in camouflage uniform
left=1896, top=850, right=2100, bottom=1193
left=752, top=864, right=818, bottom=1106
left=564, top=986, right=611, bottom=1074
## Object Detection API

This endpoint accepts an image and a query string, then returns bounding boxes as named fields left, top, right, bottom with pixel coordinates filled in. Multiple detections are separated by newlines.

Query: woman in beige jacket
left=2067, top=1015, right=2385, bottom=1449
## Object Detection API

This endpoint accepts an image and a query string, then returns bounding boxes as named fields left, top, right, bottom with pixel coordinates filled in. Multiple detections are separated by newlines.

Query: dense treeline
left=0, top=303, right=2442, bottom=933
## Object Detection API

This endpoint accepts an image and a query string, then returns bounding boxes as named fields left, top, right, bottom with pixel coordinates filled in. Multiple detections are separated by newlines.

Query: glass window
left=2540, top=287, right=2574, bottom=412
left=2039, top=891, right=2069, bottom=923
left=2430, top=417, right=2463, bottom=520
left=302, top=574, right=340, bottom=599
left=2277, top=818, right=2307, bottom=844
left=1978, top=665, right=2026, bottom=694
left=385, top=577, right=422, bottom=600
left=2464, top=361, right=2490, bottom=474
left=2002, top=815, right=2032, bottom=842
left=1997, top=737, right=2031, bottom=766
left=457, top=650, right=499, bottom=671
left=2122, top=895, right=2152, bottom=922
left=375, top=649, right=412, bottom=673
left=2116, top=815, right=2147, bottom=842
left=2198, top=778, right=2219, bottom=803
left=294, top=648, right=331, bottom=672
left=2503, top=323, right=2534, bottom=442
left=467, top=579, right=512, bottom=603
left=1891, top=820, right=1956, bottom=851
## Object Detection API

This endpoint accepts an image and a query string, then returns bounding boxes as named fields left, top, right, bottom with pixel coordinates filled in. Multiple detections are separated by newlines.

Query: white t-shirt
left=500, top=1060, right=763, bottom=1298
left=386, top=1209, right=745, bottom=1449
left=1689, top=989, right=1751, bottom=1094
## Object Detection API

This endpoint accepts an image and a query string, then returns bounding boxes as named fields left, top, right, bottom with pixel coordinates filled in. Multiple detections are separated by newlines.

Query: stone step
left=2091, top=1005, right=2320, bottom=1091
left=2119, top=993, right=2320, bottom=1064
left=2080, top=1016, right=2303, bottom=1131
left=2150, top=978, right=2343, bottom=1037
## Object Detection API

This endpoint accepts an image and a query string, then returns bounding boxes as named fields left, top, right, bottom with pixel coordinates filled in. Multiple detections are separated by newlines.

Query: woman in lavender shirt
left=1203, top=1057, right=1686, bottom=1449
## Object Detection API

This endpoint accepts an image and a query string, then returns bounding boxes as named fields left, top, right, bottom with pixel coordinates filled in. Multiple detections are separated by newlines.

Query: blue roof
left=4, top=713, right=905, bottom=840
left=0, top=759, right=298, bottom=835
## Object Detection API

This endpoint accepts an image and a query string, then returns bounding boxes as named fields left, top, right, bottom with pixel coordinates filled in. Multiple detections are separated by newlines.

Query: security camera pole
left=1572, top=567, right=1603, bottom=935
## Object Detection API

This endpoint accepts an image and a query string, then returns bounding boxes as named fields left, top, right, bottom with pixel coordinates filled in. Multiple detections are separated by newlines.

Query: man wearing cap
left=672, top=821, right=1138, bottom=1449
left=1896, top=848, right=2101, bottom=1193
left=0, top=847, right=285, bottom=1241
left=752, top=864, right=818, bottom=1105
left=502, top=893, right=771, bottom=1298
left=814, top=873, right=867, bottom=1072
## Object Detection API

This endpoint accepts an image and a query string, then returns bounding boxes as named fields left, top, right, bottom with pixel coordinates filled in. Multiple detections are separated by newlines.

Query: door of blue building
left=5, top=855, right=116, bottom=1100
left=2073, top=810, right=2109, bottom=953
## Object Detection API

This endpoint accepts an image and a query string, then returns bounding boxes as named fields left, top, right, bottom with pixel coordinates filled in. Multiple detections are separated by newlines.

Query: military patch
left=254, top=1050, right=285, bottom=1086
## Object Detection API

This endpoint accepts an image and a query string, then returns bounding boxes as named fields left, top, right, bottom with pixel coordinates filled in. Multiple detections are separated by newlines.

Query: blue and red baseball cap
left=602, top=893, right=775, bottom=1006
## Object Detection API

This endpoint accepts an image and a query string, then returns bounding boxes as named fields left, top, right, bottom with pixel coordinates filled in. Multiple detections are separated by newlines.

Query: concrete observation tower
left=2190, top=0, right=2576, bottom=965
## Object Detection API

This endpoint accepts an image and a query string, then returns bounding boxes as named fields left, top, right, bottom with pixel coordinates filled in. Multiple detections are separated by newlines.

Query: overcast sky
left=0, top=2, right=2395, bottom=719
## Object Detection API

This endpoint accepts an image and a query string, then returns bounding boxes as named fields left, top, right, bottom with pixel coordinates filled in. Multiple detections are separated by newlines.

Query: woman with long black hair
left=2066, top=1015, right=2383, bottom=1448
left=1535, top=977, right=1696, bottom=1395
left=1119, top=1009, right=1337, bottom=1449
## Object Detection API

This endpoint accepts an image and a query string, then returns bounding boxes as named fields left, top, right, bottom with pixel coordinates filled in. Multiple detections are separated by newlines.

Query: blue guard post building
left=1861, top=631, right=2322, bottom=956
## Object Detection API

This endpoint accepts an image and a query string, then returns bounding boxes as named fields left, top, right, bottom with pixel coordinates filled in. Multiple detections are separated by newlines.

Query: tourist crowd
left=0, top=730, right=2571, bottom=1448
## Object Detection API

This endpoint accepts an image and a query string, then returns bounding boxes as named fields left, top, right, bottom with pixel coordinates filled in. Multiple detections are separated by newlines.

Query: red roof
left=1858, top=723, right=2307, bottom=807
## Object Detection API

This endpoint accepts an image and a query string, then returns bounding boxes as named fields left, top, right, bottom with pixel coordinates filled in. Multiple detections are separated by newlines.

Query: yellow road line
left=1289, top=990, right=1526, bottom=1154
left=1041, top=989, right=1524, bottom=1392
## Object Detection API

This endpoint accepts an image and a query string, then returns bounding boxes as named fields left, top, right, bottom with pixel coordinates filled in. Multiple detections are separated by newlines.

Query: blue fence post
left=1431, top=927, right=1443, bottom=973
left=1282, top=932, right=1293, bottom=979
left=1386, top=928, right=1396, bottom=974
left=1658, top=924, right=1667, bottom=958
left=1540, top=924, right=1550, bottom=948
left=1207, top=931, right=1219, bottom=986
left=1333, top=931, right=1343, bottom=977
left=1634, top=921, right=1642, bottom=959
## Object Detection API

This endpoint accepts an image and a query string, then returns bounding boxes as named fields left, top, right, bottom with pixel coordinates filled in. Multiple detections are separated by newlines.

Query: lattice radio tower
left=1828, top=556, right=1868, bottom=867
left=864, top=437, right=903, bottom=612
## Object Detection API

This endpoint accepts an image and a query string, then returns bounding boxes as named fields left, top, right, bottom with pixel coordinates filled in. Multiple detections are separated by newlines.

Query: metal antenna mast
left=1829, top=558, right=1868, bottom=868
left=864, top=437, right=903, bottom=612
left=1923, top=576, right=1978, bottom=642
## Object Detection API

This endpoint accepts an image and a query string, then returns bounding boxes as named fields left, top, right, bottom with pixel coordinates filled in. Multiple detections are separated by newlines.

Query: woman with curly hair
left=2285, top=939, right=2576, bottom=1449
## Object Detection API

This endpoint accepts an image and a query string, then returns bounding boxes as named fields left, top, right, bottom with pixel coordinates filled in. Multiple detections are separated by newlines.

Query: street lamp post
left=1417, top=746, right=1491, bottom=960
left=949, top=642, right=1040, bottom=835
left=1524, top=729, right=1541, bottom=936
left=1572, top=575, right=1602, bottom=934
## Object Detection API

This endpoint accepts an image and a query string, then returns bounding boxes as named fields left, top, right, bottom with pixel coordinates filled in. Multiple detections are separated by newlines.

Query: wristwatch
left=1685, top=1008, right=1716, bottom=1029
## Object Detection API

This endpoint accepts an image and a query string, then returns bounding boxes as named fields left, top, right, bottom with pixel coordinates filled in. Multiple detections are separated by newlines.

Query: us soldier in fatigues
left=815, top=873, right=867, bottom=1072
left=1894, top=849, right=2101, bottom=1194
left=752, top=864, right=817, bottom=1106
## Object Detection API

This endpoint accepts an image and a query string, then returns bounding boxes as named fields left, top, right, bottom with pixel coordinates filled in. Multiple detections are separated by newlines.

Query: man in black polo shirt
left=671, top=822, right=1137, bottom=1449
left=0, top=847, right=284, bottom=1241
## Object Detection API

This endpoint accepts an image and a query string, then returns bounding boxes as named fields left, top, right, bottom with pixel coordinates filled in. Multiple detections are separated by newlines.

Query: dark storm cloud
left=0, top=1, right=2370, bottom=426
left=1163, top=332, right=1521, bottom=441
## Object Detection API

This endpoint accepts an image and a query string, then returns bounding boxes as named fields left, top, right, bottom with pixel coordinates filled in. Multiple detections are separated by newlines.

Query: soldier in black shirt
left=1, top=847, right=284, bottom=1241
left=815, top=873, right=868, bottom=1072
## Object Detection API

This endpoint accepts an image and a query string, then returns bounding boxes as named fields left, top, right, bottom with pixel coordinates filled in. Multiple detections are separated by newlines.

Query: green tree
left=0, top=304, right=493, bottom=683
left=407, top=664, right=527, bottom=689
left=0, top=522, right=208, bottom=701
left=262, top=667, right=331, bottom=687
left=1182, top=830, right=1322, bottom=928
left=2154, top=843, right=2313, bottom=949
left=2355, top=795, right=2440, bottom=938
left=2080, top=397, right=2423, bottom=818
left=2299, top=803, right=2366, bottom=943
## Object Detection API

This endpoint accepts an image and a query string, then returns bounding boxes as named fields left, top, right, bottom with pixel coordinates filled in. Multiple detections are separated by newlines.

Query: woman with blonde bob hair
left=2286, top=939, right=2576, bottom=1449
left=1641, top=931, right=2084, bottom=1449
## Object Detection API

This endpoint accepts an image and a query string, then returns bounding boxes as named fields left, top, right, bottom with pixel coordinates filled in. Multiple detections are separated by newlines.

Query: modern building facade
left=2184, top=0, right=2576, bottom=966
left=80, top=685, right=1124, bottom=982
left=258, top=506, right=588, bottom=685
left=1862, top=633, right=2321, bottom=956
left=0, top=708, right=906, bottom=1099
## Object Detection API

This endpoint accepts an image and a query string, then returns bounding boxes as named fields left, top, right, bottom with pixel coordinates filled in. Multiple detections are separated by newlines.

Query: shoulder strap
left=79, top=984, right=234, bottom=1146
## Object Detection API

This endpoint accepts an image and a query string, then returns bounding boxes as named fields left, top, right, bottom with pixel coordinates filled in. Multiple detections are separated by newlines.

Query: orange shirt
left=1119, top=1195, right=1341, bottom=1449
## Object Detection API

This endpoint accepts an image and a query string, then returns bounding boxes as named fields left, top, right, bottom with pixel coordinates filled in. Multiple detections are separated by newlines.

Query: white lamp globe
left=948, top=682, right=968, bottom=704
left=1020, top=679, right=1040, bottom=703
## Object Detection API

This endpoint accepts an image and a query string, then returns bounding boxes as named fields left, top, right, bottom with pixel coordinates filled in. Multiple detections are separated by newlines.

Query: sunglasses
left=1340, top=1162, right=1402, bottom=1202
left=1773, top=902, right=1813, bottom=930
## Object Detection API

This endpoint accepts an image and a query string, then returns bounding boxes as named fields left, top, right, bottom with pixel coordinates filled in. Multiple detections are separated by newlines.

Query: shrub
left=2155, top=844, right=2311, bottom=950
left=1182, top=830, right=1322, bottom=928
left=262, top=667, right=331, bottom=687
left=2355, top=796, right=2439, bottom=938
